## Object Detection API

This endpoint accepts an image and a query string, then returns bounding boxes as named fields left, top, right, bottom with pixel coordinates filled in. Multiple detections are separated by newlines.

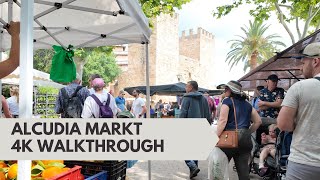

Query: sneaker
left=189, top=167, right=200, bottom=179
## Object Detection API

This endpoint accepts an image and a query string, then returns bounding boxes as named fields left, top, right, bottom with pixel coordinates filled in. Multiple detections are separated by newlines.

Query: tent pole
left=34, top=0, right=117, bottom=17
left=0, top=17, right=7, bottom=27
left=3, top=0, right=12, bottom=111
left=8, top=0, right=12, bottom=22
left=145, top=42, right=151, bottom=180
left=18, top=1, right=34, bottom=180
left=0, top=0, right=3, bottom=116
left=14, top=0, right=66, bottom=49
left=37, top=28, right=67, bottom=41
left=34, top=19, right=66, bottom=48
left=33, top=0, right=77, bottom=20
left=73, top=23, right=136, bottom=49
left=0, top=31, right=2, bottom=117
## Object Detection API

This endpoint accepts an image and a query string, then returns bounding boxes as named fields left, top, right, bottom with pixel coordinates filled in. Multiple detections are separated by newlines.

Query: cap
left=301, top=42, right=320, bottom=57
left=92, top=78, right=105, bottom=88
left=267, top=74, right=279, bottom=82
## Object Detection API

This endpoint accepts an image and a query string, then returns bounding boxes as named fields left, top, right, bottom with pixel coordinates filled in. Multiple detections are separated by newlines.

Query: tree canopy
left=33, top=46, right=120, bottom=85
left=33, top=49, right=55, bottom=74
left=213, top=0, right=320, bottom=44
left=139, top=0, right=191, bottom=18
left=226, top=20, right=286, bottom=71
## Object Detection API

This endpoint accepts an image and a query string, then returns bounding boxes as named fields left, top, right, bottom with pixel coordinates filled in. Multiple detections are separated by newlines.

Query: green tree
left=33, top=46, right=120, bottom=84
left=139, top=0, right=191, bottom=18
left=226, top=20, right=286, bottom=71
left=213, top=0, right=320, bottom=44
left=82, top=49, right=121, bottom=87
left=33, top=49, right=55, bottom=73
left=73, top=46, right=114, bottom=82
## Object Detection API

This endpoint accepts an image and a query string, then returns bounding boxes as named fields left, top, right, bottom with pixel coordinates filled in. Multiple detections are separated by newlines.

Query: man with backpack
left=81, top=78, right=117, bottom=118
left=55, top=74, right=90, bottom=118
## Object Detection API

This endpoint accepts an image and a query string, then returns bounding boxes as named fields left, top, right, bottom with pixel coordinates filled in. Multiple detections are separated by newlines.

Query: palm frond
left=225, top=19, right=286, bottom=70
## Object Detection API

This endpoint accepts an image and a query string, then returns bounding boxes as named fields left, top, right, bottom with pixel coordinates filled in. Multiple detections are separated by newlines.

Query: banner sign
left=0, top=118, right=218, bottom=160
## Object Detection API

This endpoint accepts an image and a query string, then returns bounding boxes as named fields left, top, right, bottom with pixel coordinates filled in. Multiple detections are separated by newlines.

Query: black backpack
left=91, top=94, right=114, bottom=118
left=61, top=86, right=83, bottom=118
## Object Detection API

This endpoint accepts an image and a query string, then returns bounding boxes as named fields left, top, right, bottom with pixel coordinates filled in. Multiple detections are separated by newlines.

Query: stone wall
left=114, top=14, right=216, bottom=97
left=179, top=29, right=200, bottom=60
left=114, top=14, right=179, bottom=95
left=155, top=14, right=179, bottom=85
left=178, top=28, right=215, bottom=89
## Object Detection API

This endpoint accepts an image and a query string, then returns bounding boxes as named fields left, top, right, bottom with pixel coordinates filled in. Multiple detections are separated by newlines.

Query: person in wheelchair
left=258, top=124, right=277, bottom=176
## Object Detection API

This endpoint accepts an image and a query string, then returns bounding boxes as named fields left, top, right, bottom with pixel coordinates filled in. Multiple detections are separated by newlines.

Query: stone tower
left=114, top=14, right=180, bottom=93
left=179, top=27, right=215, bottom=88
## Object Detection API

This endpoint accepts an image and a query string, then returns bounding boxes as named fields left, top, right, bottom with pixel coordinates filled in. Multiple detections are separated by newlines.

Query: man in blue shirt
left=258, top=74, right=284, bottom=119
left=256, top=74, right=284, bottom=145
left=115, top=90, right=126, bottom=112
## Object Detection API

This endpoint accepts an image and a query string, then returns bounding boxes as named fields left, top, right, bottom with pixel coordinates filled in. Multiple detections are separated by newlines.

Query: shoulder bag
left=216, top=98, right=238, bottom=148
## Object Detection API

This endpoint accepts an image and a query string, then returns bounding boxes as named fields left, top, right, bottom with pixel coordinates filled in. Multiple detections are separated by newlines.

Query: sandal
left=258, top=167, right=268, bottom=177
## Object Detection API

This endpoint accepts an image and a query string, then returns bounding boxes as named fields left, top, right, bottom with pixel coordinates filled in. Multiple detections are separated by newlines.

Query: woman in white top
left=81, top=78, right=118, bottom=118
left=7, top=86, right=19, bottom=118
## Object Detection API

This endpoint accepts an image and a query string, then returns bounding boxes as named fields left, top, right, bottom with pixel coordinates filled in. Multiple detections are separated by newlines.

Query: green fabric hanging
left=50, top=45, right=76, bottom=83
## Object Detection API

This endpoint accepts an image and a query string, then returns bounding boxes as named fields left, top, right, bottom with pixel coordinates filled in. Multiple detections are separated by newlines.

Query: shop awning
left=239, top=29, right=320, bottom=90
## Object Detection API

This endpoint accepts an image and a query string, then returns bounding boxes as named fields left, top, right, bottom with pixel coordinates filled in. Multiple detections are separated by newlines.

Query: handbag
left=216, top=98, right=238, bottom=148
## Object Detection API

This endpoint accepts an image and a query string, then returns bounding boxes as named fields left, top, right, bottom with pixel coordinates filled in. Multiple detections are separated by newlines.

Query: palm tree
left=226, top=20, right=286, bottom=71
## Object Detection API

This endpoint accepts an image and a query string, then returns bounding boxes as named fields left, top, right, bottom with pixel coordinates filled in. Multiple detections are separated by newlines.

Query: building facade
left=112, top=14, right=215, bottom=95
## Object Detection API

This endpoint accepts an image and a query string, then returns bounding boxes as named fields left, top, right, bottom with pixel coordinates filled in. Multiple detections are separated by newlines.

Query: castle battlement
left=180, top=27, right=214, bottom=40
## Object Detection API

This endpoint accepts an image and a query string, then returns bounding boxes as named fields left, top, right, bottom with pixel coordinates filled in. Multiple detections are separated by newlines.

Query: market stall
left=238, top=29, right=320, bottom=90
left=124, top=82, right=222, bottom=96
left=2, top=67, right=65, bottom=88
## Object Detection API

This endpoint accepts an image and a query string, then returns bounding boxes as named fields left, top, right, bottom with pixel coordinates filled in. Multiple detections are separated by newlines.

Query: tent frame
left=0, top=0, right=147, bottom=51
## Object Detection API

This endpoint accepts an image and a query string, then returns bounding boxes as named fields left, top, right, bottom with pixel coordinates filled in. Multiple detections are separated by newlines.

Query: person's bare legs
left=259, top=148, right=270, bottom=169
left=270, top=148, right=276, bottom=158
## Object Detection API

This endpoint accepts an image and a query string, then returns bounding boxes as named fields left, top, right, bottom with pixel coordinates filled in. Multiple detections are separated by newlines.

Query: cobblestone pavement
left=126, top=160, right=261, bottom=180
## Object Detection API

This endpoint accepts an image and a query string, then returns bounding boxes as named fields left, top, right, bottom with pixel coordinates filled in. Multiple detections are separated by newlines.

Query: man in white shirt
left=82, top=78, right=118, bottom=118
left=131, top=89, right=147, bottom=118
left=278, top=42, right=320, bottom=180
left=88, top=74, right=108, bottom=95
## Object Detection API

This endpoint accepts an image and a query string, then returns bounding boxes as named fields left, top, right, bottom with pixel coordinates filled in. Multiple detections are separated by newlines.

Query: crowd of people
left=1, top=20, right=319, bottom=180
left=180, top=42, right=320, bottom=180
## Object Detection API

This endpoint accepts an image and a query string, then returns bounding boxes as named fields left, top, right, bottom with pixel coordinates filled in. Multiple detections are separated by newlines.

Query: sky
left=177, top=0, right=296, bottom=87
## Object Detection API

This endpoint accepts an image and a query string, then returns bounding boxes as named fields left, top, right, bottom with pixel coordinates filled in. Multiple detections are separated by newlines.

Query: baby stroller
left=116, top=110, right=138, bottom=168
left=249, top=129, right=292, bottom=180
left=117, top=110, right=135, bottom=118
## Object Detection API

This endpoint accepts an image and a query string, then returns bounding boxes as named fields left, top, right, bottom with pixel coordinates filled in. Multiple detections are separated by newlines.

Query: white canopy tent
left=2, top=67, right=65, bottom=88
left=0, top=0, right=151, bottom=50
left=0, top=0, right=152, bottom=179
